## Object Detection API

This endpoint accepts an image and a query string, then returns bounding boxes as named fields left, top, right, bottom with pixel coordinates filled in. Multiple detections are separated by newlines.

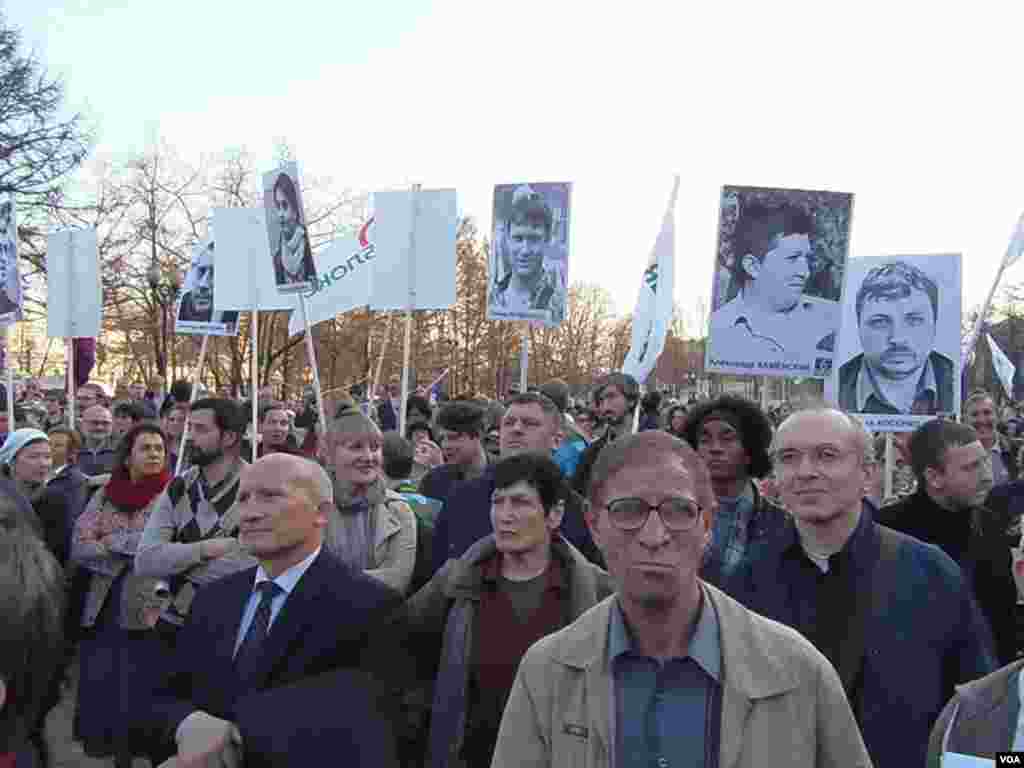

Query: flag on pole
left=986, top=333, right=1016, bottom=399
left=621, top=176, right=679, bottom=384
left=962, top=210, right=1024, bottom=369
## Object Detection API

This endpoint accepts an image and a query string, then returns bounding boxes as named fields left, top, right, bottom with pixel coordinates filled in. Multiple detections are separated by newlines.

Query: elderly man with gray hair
left=723, top=406, right=995, bottom=767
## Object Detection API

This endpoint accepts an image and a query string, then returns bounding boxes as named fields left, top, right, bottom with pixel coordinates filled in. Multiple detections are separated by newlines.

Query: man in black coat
left=122, top=453, right=406, bottom=765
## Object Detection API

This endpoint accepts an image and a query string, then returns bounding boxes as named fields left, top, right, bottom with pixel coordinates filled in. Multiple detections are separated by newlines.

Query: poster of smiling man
left=832, top=253, right=962, bottom=431
left=175, top=239, right=239, bottom=336
left=705, top=185, right=853, bottom=378
left=487, top=182, right=571, bottom=326
left=262, top=161, right=317, bottom=294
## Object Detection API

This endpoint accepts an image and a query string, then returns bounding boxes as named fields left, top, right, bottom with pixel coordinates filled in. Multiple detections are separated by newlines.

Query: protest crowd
left=3, top=358, right=1024, bottom=768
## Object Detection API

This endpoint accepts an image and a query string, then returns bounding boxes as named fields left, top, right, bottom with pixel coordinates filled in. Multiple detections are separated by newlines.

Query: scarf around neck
left=105, top=466, right=171, bottom=514
left=328, top=476, right=386, bottom=571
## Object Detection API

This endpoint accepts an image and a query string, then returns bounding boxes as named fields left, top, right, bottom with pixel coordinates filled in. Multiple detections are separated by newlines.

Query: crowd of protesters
left=5, top=367, right=1024, bottom=766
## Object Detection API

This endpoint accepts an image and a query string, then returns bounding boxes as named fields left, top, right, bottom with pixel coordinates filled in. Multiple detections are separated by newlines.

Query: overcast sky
left=5, top=0, right=1024, bottom=335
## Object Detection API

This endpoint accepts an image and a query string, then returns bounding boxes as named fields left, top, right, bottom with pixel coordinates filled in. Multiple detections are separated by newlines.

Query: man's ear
left=0, top=677, right=6, bottom=713
left=740, top=253, right=761, bottom=280
left=315, top=501, right=334, bottom=529
left=584, top=499, right=603, bottom=551
left=923, top=465, right=941, bottom=493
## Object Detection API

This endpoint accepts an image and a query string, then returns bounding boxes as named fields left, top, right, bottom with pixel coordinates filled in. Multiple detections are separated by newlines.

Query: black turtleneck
left=875, top=488, right=973, bottom=566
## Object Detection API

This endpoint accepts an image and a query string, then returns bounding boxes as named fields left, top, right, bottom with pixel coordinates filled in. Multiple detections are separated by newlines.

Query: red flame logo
left=358, top=217, right=374, bottom=249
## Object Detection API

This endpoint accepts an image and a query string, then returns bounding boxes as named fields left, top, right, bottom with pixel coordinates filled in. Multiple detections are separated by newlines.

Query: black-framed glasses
left=605, top=497, right=702, bottom=532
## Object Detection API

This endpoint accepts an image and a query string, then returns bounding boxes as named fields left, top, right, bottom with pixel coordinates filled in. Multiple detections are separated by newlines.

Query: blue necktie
left=234, top=581, right=282, bottom=687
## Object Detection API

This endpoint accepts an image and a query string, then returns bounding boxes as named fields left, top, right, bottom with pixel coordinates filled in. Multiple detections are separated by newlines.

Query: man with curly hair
left=681, top=394, right=787, bottom=587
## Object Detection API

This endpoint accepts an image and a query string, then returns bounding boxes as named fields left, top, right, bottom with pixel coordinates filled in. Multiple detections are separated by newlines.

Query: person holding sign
left=267, top=170, right=316, bottom=291
left=708, top=202, right=838, bottom=366
left=837, top=260, right=955, bottom=415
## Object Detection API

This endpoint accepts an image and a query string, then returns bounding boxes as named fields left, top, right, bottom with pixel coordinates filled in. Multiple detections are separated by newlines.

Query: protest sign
left=175, top=239, right=239, bottom=336
left=487, top=182, right=571, bottom=327
left=831, top=253, right=962, bottom=431
left=705, top=185, right=853, bottom=379
left=263, top=161, right=317, bottom=295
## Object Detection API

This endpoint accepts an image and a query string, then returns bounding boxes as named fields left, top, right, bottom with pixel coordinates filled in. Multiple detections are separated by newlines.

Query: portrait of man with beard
left=175, top=240, right=239, bottom=334
left=838, top=260, right=955, bottom=415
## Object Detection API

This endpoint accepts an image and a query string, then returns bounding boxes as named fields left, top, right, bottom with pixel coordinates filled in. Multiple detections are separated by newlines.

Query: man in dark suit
left=123, top=453, right=405, bottom=766
left=837, top=260, right=955, bottom=415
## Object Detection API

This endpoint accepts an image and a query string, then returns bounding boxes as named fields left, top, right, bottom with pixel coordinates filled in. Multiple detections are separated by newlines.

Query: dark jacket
left=122, top=549, right=406, bottom=761
left=78, top=440, right=117, bottom=477
left=699, top=481, right=788, bottom=590
left=926, top=658, right=1024, bottom=768
left=875, top=488, right=976, bottom=567
left=233, top=668, right=399, bottom=768
left=430, top=464, right=603, bottom=577
left=725, top=506, right=997, bottom=768
left=837, top=350, right=955, bottom=415
left=378, top=400, right=399, bottom=432
left=971, top=481, right=1024, bottom=665
left=418, top=460, right=489, bottom=507
left=406, top=534, right=615, bottom=768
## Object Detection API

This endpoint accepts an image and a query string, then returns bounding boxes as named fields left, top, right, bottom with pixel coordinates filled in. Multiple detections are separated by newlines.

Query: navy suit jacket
left=124, top=549, right=405, bottom=759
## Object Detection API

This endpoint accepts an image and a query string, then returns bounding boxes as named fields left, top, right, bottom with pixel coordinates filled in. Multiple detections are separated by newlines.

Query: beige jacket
left=325, top=486, right=418, bottom=596
left=491, top=582, right=872, bottom=768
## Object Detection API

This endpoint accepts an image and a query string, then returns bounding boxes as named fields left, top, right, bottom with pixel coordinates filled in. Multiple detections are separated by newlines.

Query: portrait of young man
left=706, top=191, right=850, bottom=375
left=837, top=259, right=957, bottom=416
left=488, top=183, right=570, bottom=326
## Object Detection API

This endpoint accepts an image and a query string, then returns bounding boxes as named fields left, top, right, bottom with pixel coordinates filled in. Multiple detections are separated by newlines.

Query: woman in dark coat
left=70, top=423, right=172, bottom=767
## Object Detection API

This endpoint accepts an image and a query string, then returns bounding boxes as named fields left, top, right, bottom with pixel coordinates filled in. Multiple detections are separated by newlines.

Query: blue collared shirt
left=609, top=591, right=722, bottom=768
left=233, top=547, right=321, bottom=657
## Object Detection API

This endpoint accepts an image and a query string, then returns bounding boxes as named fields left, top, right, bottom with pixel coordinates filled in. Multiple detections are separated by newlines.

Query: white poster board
left=46, top=228, right=102, bottom=338
left=369, top=188, right=456, bottom=311
left=211, top=207, right=293, bottom=312
left=0, top=195, right=24, bottom=325
left=287, top=232, right=374, bottom=337
left=831, top=253, right=962, bottom=431
left=175, top=238, right=239, bottom=336
left=262, top=161, right=317, bottom=295
left=705, top=185, right=853, bottom=379
left=487, top=182, right=571, bottom=327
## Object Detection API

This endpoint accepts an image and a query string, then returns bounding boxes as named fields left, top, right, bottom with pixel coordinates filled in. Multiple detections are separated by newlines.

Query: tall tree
left=0, top=15, right=91, bottom=201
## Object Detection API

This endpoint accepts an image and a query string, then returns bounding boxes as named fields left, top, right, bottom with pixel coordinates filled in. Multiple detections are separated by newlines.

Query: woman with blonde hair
left=323, top=404, right=417, bottom=595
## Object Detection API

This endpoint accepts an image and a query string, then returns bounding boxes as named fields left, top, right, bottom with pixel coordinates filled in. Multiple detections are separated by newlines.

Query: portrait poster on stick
left=487, top=182, right=571, bottom=327
left=705, top=185, right=853, bottom=379
left=0, top=195, right=24, bottom=325
left=262, top=161, right=317, bottom=294
left=831, top=253, right=962, bottom=431
left=175, top=239, right=239, bottom=336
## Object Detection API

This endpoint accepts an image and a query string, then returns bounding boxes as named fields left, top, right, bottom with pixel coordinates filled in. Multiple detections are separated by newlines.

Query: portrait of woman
left=265, top=168, right=316, bottom=292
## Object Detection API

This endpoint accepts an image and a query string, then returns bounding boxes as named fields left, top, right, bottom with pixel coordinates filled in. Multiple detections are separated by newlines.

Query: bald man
left=124, top=454, right=406, bottom=766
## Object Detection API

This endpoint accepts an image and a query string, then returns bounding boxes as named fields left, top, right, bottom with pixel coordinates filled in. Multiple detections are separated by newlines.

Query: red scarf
left=105, top=466, right=171, bottom=513
left=0, top=752, right=17, bottom=768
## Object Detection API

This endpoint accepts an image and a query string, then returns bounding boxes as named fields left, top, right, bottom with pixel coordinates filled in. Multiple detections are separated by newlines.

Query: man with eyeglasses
left=723, top=407, right=995, bottom=768
left=78, top=403, right=117, bottom=476
left=492, top=430, right=870, bottom=768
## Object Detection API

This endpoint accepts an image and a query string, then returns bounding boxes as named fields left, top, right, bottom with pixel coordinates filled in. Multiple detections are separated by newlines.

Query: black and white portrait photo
left=487, top=182, right=570, bottom=326
left=833, top=254, right=962, bottom=429
left=705, top=185, right=853, bottom=378
left=0, top=195, right=23, bottom=323
left=175, top=239, right=239, bottom=336
left=263, top=161, right=317, bottom=294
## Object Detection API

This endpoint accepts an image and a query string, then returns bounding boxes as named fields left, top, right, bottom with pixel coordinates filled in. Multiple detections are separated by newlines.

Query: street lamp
left=147, top=263, right=179, bottom=383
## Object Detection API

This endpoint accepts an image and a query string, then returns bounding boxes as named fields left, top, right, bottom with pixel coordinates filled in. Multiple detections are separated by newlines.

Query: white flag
left=986, top=333, right=1016, bottom=399
left=621, top=177, right=679, bottom=384
left=1004, top=210, right=1024, bottom=268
